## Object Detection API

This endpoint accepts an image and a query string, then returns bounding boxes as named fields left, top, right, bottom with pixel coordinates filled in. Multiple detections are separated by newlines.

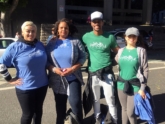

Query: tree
left=0, top=0, right=28, bottom=37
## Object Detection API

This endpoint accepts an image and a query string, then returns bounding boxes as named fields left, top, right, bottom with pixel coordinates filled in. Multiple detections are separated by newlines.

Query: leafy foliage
left=0, top=0, right=9, bottom=3
left=0, top=0, right=28, bottom=12
left=0, top=0, right=10, bottom=12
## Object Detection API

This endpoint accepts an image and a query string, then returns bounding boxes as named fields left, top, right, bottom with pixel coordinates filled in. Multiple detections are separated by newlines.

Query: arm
left=112, top=46, right=119, bottom=53
left=141, top=49, right=148, bottom=84
left=0, top=43, right=22, bottom=85
left=138, top=48, right=148, bottom=99
left=62, top=63, right=82, bottom=76
left=48, top=64, right=65, bottom=76
left=114, top=52, right=119, bottom=64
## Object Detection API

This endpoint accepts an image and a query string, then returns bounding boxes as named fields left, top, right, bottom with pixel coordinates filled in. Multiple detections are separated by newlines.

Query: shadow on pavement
left=147, top=48, right=165, bottom=61
left=83, top=104, right=114, bottom=124
left=83, top=93, right=164, bottom=124
left=152, top=93, right=165, bottom=124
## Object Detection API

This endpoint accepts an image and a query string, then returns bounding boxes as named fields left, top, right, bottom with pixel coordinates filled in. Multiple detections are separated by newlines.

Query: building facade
left=57, top=0, right=153, bottom=25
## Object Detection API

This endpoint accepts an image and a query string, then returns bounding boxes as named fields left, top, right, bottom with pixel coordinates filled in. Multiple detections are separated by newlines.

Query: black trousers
left=16, top=85, right=48, bottom=124
left=54, top=79, right=83, bottom=124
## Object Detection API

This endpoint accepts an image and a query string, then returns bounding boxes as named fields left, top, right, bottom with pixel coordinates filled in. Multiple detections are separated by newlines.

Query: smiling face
left=91, top=19, right=103, bottom=32
left=22, top=25, right=36, bottom=41
left=125, top=35, right=138, bottom=47
left=58, top=22, right=69, bottom=40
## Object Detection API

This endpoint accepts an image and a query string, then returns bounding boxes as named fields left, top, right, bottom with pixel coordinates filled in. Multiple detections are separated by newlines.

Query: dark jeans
left=16, top=85, right=48, bottom=124
left=54, top=79, right=83, bottom=124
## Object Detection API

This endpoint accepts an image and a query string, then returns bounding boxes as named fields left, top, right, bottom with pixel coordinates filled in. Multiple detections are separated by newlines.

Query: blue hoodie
left=134, top=92, right=155, bottom=124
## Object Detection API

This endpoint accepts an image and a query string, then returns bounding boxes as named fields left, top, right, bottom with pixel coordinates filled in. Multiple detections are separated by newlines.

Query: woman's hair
left=136, top=35, right=145, bottom=49
left=21, top=21, right=37, bottom=32
left=54, top=18, right=78, bottom=37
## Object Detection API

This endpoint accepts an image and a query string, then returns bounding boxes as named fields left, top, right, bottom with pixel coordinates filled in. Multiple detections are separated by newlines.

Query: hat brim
left=91, top=18, right=103, bottom=21
left=125, top=33, right=139, bottom=36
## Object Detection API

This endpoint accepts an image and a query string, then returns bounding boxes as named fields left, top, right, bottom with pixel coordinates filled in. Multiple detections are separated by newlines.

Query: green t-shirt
left=117, top=48, right=140, bottom=92
left=82, top=31, right=117, bottom=72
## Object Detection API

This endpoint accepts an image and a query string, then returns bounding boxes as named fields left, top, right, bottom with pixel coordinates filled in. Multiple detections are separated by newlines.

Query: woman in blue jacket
left=0, top=21, right=48, bottom=124
left=46, top=18, right=86, bottom=124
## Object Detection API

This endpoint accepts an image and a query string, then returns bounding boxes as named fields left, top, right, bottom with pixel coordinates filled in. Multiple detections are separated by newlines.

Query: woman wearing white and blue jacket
left=0, top=21, right=48, bottom=124
left=46, top=18, right=86, bottom=124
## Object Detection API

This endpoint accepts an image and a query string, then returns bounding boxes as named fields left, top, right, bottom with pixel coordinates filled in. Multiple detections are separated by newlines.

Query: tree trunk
left=0, top=0, right=19, bottom=37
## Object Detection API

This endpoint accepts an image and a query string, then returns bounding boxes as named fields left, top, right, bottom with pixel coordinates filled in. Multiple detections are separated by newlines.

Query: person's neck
left=126, top=44, right=136, bottom=49
left=93, top=30, right=103, bottom=36
left=59, top=36, right=67, bottom=40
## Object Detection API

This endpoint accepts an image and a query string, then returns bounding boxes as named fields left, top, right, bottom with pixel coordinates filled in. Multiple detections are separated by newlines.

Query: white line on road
left=1, top=66, right=165, bottom=91
left=149, top=66, right=165, bottom=71
left=148, top=60, right=165, bottom=64
left=0, top=86, right=15, bottom=91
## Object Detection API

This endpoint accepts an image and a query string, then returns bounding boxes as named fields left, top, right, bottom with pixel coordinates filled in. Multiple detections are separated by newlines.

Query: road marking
left=0, top=82, right=7, bottom=86
left=0, top=86, right=15, bottom=91
left=148, top=61, right=165, bottom=64
left=1, top=66, right=165, bottom=91
left=149, top=66, right=165, bottom=71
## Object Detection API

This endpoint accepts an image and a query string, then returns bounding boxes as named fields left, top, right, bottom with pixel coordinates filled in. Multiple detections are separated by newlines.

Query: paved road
left=0, top=49, right=165, bottom=124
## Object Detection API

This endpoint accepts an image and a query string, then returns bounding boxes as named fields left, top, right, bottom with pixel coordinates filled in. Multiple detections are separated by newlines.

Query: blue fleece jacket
left=134, top=92, right=155, bottom=124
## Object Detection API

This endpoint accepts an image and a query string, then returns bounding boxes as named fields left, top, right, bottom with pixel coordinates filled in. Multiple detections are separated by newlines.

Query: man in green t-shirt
left=82, top=11, right=119, bottom=124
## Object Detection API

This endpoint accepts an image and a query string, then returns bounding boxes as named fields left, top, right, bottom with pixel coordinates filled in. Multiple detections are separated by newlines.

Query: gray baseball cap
left=125, top=27, right=139, bottom=36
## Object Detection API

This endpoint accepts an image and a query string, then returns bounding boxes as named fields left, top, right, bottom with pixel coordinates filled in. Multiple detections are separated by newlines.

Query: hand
left=53, top=67, right=64, bottom=76
left=62, top=68, right=73, bottom=76
left=50, top=36, right=56, bottom=41
left=8, top=78, right=23, bottom=86
left=138, top=90, right=146, bottom=99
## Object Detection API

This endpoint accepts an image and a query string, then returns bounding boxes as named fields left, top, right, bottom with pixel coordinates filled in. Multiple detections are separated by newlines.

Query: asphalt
left=0, top=48, right=165, bottom=124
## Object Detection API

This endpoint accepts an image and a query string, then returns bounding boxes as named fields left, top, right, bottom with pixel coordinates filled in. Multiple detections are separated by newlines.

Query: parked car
left=0, top=38, right=17, bottom=57
left=139, top=29, right=153, bottom=48
left=109, top=29, right=126, bottom=48
left=109, top=29, right=153, bottom=49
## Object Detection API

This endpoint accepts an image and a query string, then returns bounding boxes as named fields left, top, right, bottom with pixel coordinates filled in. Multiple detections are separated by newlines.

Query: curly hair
left=54, top=18, right=78, bottom=38
left=136, top=35, right=145, bottom=49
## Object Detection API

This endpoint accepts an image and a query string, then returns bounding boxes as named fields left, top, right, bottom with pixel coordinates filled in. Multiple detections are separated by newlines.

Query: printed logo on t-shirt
left=119, top=55, right=137, bottom=61
left=90, top=42, right=106, bottom=49
left=56, top=42, right=71, bottom=48
left=29, top=50, right=42, bottom=57
left=59, top=43, right=67, bottom=48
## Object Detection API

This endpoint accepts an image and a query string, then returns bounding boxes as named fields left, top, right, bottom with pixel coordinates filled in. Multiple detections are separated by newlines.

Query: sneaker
left=112, top=118, right=117, bottom=124
left=95, top=115, right=101, bottom=124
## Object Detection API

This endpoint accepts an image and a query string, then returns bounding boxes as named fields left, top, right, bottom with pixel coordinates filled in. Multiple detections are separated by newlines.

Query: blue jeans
left=16, top=85, right=48, bottom=124
left=54, top=79, right=83, bottom=124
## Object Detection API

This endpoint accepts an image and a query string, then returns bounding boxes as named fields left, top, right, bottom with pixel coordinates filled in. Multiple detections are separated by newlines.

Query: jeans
left=16, top=85, right=48, bottom=124
left=54, top=79, right=83, bottom=124
left=92, top=74, right=117, bottom=122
